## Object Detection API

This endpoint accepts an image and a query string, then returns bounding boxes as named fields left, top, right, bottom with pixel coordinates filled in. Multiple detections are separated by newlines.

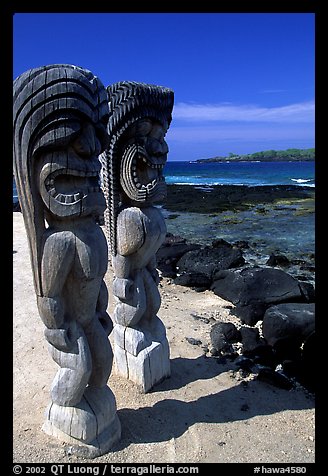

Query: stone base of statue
left=113, top=317, right=170, bottom=392
left=42, top=386, right=121, bottom=458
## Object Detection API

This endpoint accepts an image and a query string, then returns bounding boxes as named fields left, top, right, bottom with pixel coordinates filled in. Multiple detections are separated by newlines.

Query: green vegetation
left=196, top=148, right=315, bottom=163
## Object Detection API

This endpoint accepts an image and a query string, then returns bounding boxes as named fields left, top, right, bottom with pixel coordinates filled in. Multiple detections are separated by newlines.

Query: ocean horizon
left=163, top=160, right=315, bottom=187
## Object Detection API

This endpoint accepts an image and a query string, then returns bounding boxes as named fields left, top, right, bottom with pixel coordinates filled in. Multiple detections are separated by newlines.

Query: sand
left=13, top=212, right=315, bottom=464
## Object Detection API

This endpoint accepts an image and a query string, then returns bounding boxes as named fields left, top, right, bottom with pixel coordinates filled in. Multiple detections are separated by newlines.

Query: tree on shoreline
left=196, top=148, right=315, bottom=163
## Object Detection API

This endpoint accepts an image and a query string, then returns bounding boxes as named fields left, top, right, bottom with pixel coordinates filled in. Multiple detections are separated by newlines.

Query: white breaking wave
left=291, top=178, right=312, bottom=183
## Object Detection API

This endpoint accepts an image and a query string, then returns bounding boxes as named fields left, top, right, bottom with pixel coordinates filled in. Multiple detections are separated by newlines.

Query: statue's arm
left=112, top=209, right=145, bottom=301
left=116, top=208, right=145, bottom=257
left=37, top=231, right=75, bottom=350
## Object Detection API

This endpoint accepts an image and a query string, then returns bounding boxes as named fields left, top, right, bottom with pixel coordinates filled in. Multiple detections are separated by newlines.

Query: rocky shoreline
left=156, top=230, right=315, bottom=393
left=164, top=183, right=315, bottom=214
left=157, top=180, right=315, bottom=394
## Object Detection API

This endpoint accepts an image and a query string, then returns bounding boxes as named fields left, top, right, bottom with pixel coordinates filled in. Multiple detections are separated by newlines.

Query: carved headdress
left=101, top=81, right=174, bottom=256
left=13, top=64, right=109, bottom=296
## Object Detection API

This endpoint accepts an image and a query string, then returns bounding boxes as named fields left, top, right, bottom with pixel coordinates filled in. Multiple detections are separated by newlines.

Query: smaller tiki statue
left=101, top=81, right=174, bottom=392
left=13, top=64, right=121, bottom=457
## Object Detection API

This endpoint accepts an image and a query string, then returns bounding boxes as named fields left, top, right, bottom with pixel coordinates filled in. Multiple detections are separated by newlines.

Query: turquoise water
left=162, top=203, right=315, bottom=266
left=164, top=161, right=315, bottom=187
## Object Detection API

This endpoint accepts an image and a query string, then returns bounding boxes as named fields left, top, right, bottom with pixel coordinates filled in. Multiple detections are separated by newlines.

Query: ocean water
left=164, top=160, right=315, bottom=187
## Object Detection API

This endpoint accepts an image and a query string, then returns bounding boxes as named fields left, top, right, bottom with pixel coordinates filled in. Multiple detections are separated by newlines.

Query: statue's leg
left=84, top=313, right=113, bottom=388
left=140, top=268, right=161, bottom=321
left=113, top=270, right=146, bottom=327
left=113, top=269, right=170, bottom=392
left=47, top=321, right=92, bottom=406
left=43, top=319, right=121, bottom=457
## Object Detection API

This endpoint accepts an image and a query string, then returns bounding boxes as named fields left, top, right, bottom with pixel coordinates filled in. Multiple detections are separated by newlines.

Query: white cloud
left=173, top=100, right=314, bottom=123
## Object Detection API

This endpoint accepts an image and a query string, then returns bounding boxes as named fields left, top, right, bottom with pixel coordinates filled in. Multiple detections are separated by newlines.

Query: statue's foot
left=42, top=386, right=121, bottom=458
left=114, top=334, right=170, bottom=393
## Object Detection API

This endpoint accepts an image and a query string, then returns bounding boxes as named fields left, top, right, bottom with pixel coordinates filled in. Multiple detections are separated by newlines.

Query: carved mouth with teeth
left=132, top=156, right=165, bottom=191
left=120, top=144, right=167, bottom=204
left=45, top=168, right=101, bottom=204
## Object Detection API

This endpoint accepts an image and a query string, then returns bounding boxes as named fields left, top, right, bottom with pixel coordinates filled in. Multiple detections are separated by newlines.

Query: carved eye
left=135, top=119, right=153, bottom=136
left=72, top=135, right=90, bottom=156
left=149, top=123, right=166, bottom=141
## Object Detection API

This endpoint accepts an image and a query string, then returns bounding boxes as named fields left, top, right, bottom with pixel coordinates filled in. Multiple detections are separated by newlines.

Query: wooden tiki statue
left=101, top=81, right=174, bottom=392
left=13, top=64, right=121, bottom=457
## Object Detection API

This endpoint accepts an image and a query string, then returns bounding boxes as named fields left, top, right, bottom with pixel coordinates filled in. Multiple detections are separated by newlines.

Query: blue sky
left=13, top=13, right=315, bottom=161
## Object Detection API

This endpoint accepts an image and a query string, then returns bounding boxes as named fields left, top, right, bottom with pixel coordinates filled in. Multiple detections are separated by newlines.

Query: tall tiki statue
left=101, top=81, right=174, bottom=392
left=13, top=64, right=121, bottom=457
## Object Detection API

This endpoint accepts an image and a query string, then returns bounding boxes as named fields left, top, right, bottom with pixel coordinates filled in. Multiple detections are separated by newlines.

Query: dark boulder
left=266, top=253, right=290, bottom=267
left=185, top=337, right=202, bottom=346
left=211, top=267, right=305, bottom=307
left=177, top=242, right=244, bottom=282
left=174, top=272, right=211, bottom=291
left=240, top=326, right=266, bottom=355
left=211, top=269, right=249, bottom=304
left=298, top=281, right=315, bottom=303
left=273, top=337, right=303, bottom=362
left=256, top=367, right=293, bottom=390
left=238, top=326, right=276, bottom=367
left=210, top=322, right=241, bottom=355
left=234, top=355, right=254, bottom=371
left=233, top=240, right=250, bottom=249
left=231, top=303, right=269, bottom=326
left=262, top=303, right=315, bottom=347
left=156, top=233, right=201, bottom=277
left=281, top=331, right=315, bottom=392
left=211, top=238, right=233, bottom=248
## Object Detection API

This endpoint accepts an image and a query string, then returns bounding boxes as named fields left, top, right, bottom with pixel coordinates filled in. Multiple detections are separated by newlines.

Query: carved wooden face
left=38, top=122, right=107, bottom=219
left=120, top=119, right=169, bottom=205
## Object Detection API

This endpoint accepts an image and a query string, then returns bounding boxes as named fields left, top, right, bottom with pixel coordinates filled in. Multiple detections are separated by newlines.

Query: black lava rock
left=256, top=368, right=293, bottom=390
left=185, top=337, right=202, bottom=346
left=266, top=253, right=290, bottom=267
left=177, top=244, right=245, bottom=282
left=262, top=303, right=315, bottom=347
left=240, top=326, right=265, bottom=355
left=234, top=355, right=254, bottom=371
left=211, top=267, right=304, bottom=307
left=210, top=322, right=241, bottom=354
left=174, top=272, right=212, bottom=290
left=231, top=303, right=269, bottom=326
left=156, top=234, right=201, bottom=278
left=298, top=281, right=315, bottom=303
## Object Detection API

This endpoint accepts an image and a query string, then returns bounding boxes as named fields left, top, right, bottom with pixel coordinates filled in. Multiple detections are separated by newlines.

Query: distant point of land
left=195, top=148, right=315, bottom=163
